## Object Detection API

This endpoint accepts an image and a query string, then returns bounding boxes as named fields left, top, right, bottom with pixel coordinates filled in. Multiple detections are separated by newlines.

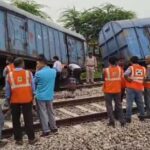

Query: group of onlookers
left=103, top=55, right=150, bottom=127
left=0, top=52, right=98, bottom=147
left=0, top=55, right=58, bottom=147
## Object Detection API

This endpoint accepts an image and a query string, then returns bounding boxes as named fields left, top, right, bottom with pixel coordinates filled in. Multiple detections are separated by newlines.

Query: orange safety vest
left=7, top=69, right=33, bottom=104
left=6, top=64, right=15, bottom=74
left=103, top=66, right=122, bottom=93
left=144, top=65, right=150, bottom=89
left=125, top=64, right=146, bottom=91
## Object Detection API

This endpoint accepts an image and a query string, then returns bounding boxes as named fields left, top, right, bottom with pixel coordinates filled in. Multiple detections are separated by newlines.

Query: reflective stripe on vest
left=105, top=66, right=121, bottom=81
left=9, top=71, right=31, bottom=89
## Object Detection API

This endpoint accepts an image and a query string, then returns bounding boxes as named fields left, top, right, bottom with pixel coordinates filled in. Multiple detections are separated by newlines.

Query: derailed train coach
left=99, top=18, right=150, bottom=66
left=0, top=1, right=86, bottom=79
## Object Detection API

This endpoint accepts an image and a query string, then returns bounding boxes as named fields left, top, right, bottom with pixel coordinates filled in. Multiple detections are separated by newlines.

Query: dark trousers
left=54, top=72, right=61, bottom=91
left=73, top=68, right=82, bottom=84
left=105, top=93, right=124, bottom=123
left=11, top=102, right=35, bottom=141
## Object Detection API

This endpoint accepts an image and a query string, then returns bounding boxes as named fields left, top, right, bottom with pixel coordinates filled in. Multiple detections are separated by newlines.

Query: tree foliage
left=11, top=0, right=51, bottom=19
left=59, top=4, right=136, bottom=42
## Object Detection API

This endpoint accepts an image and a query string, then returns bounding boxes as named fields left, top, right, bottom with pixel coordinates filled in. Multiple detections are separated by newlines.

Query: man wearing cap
left=85, top=52, right=97, bottom=84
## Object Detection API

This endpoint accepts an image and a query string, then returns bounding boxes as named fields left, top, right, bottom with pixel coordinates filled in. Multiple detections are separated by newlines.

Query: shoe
left=126, top=118, right=131, bottom=123
left=40, top=132, right=50, bottom=137
left=29, top=138, right=38, bottom=145
left=138, top=116, right=145, bottom=121
left=15, top=140, right=23, bottom=145
left=0, top=140, right=7, bottom=148
left=51, top=129, right=58, bottom=134
left=107, top=122, right=115, bottom=128
left=120, top=122, right=126, bottom=127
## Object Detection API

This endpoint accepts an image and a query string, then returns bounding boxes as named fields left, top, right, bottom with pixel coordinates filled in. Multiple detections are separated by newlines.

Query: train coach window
left=0, top=11, right=6, bottom=51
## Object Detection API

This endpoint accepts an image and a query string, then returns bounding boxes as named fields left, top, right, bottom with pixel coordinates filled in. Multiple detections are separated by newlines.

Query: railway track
left=2, top=95, right=138, bottom=138
left=59, top=81, right=102, bottom=91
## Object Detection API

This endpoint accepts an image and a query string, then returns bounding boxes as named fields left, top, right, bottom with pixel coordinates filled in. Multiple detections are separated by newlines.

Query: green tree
left=11, top=0, right=51, bottom=19
left=59, top=7, right=81, bottom=32
left=59, top=4, right=136, bottom=43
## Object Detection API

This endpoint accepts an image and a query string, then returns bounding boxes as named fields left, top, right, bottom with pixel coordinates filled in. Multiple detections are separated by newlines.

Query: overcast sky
left=34, top=0, right=150, bottom=23
left=2, top=0, right=150, bottom=23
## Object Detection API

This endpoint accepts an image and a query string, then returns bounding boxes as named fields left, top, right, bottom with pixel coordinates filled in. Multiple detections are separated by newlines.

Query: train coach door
left=7, top=13, right=27, bottom=55
left=67, top=36, right=78, bottom=64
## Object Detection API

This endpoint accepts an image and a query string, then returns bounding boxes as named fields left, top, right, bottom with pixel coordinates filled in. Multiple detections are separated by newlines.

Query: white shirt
left=69, top=64, right=80, bottom=71
left=53, top=60, right=62, bottom=72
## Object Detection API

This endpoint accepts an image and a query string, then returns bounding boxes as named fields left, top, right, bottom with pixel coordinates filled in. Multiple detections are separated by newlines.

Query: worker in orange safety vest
left=103, top=56, right=125, bottom=127
left=3, top=56, right=15, bottom=77
left=144, top=55, right=150, bottom=117
left=125, top=56, right=146, bottom=123
left=5, top=57, right=37, bottom=145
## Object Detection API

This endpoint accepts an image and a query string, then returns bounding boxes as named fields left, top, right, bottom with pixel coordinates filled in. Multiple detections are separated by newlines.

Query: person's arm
left=5, top=75, right=11, bottom=105
left=124, top=67, right=132, bottom=82
left=30, top=72, right=35, bottom=94
left=3, top=67, right=7, bottom=77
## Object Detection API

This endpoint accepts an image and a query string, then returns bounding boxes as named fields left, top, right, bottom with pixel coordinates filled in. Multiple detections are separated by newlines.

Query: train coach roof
left=0, top=1, right=85, bottom=40
left=104, top=18, right=150, bottom=30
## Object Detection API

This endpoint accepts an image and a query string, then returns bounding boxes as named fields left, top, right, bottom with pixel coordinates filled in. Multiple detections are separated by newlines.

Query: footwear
left=120, top=122, right=126, bottom=127
left=40, top=132, right=50, bottom=137
left=51, top=129, right=58, bottom=134
left=0, top=140, right=7, bottom=148
left=15, top=140, right=23, bottom=145
left=138, top=116, right=145, bottom=121
left=107, top=122, right=115, bottom=128
left=126, top=118, right=131, bottom=123
left=29, top=138, right=38, bottom=145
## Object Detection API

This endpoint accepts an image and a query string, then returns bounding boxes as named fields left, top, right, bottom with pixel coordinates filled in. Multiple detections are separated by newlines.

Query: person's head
left=14, top=57, right=25, bottom=68
left=118, top=58, right=125, bottom=67
left=109, top=56, right=118, bottom=66
left=53, top=56, right=59, bottom=62
left=36, top=54, right=48, bottom=70
left=130, top=56, right=139, bottom=64
left=88, top=52, right=93, bottom=58
left=6, top=56, right=14, bottom=65
left=145, top=55, right=150, bottom=65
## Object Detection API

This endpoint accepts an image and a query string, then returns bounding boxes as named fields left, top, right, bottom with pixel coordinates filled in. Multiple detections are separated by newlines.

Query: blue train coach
left=99, top=18, right=150, bottom=66
left=0, top=1, right=86, bottom=68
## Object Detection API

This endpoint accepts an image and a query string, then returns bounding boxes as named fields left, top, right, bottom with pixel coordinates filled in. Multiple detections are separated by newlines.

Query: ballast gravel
left=2, top=116, right=150, bottom=150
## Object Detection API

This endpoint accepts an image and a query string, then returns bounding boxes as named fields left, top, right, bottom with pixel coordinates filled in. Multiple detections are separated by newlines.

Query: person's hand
left=4, top=98, right=10, bottom=108
left=127, top=78, right=133, bottom=82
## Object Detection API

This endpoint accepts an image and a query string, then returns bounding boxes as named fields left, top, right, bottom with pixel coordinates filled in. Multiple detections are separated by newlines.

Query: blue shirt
left=34, top=66, right=56, bottom=101
left=5, top=68, right=35, bottom=99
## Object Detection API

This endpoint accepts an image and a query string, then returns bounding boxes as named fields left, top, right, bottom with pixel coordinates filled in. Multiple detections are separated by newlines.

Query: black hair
left=37, top=54, right=48, bottom=64
left=109, top=56, right=118, bottom=65
left=130, top=56, right=139, bottom=64
left=6, top=56, right=14, bottom=63
left=53, top=56, right=59, bottom=60
left=14, top=57, right=24, bottom=67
